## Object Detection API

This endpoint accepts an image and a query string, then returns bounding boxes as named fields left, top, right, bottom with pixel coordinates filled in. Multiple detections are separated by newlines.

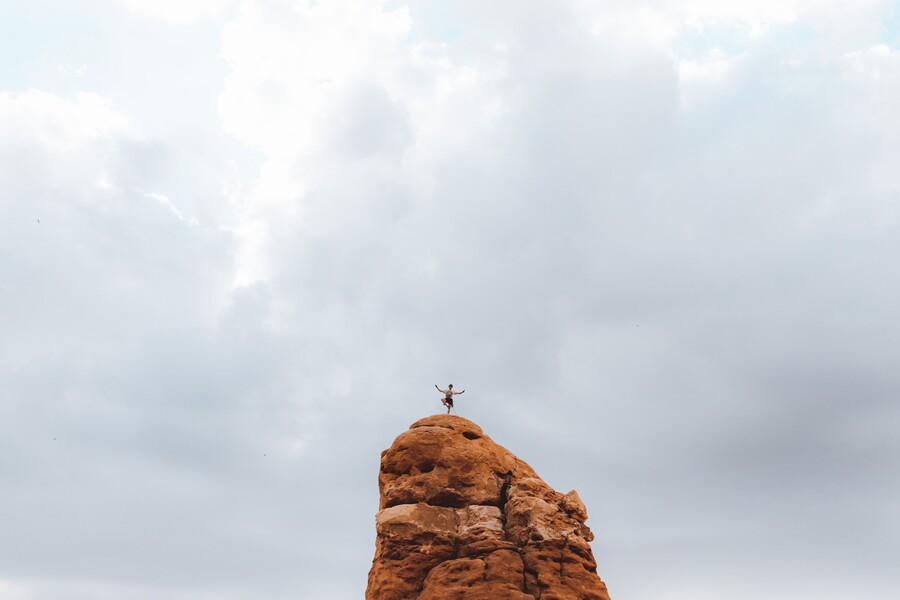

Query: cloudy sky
left=2, top=0, right=900, bottom=598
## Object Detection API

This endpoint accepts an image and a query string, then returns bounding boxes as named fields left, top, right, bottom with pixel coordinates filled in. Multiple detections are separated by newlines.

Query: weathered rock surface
left=366, top=415, right=612, bottom=600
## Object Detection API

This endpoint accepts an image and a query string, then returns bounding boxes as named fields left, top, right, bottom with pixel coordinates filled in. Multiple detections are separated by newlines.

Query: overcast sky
left=2, top=1, right=900, bottom=598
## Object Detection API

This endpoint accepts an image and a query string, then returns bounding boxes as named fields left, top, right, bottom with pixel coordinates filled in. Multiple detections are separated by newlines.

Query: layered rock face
left=366, top=415, right=612, bottom=600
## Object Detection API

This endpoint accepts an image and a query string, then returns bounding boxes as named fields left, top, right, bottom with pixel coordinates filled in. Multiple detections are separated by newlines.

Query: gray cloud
left=2, top=1, right=900, bottom=599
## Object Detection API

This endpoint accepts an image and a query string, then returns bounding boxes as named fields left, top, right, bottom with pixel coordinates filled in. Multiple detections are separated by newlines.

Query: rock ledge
left=366, top=415, right=612, bottom=600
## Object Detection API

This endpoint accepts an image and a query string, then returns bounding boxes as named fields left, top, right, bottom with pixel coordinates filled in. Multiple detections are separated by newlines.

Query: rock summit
left=366, top=415, right=612, bottom=599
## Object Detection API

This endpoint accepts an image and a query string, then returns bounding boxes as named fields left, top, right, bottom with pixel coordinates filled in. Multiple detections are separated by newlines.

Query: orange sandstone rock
left=366, top=415, right=612, bottom=600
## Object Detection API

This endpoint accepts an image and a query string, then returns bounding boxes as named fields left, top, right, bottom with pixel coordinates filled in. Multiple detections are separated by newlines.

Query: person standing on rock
left=435, top=384, right=464, bottom=414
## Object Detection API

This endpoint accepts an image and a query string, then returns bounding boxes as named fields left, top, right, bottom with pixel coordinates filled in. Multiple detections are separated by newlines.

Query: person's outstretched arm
left=435, top=384, right=446, bottom=393
left=455, top=389, right=465, bottom=395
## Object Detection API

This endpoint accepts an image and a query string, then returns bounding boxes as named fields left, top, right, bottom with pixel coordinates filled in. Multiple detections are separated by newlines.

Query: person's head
left=448, top=384, right=453, bottom=389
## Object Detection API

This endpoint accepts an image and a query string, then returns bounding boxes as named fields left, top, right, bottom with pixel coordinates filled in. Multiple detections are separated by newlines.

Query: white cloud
left=835, top=44, right=900, bottom=228
left=219, top=0, right=413, bottom=158
left=0, top=579, right=29, bottom=600
left=0, top=90, right=128, bottom=173
left=575, top=0, right=805, bottom=48
left=217, top=0, right=511, bottom=293
left=575, top=0, right=889, bottom=58
left=843, top=43, right=900, bottom=80
left=0, top=90, right=231, bottom=366
left=677, top=47, right=745, bottom=107
left=670, top=0, right=810, bottom=34
left=141, top=190, right=200, bottom=225
left=0, top=87, right=315, bottom=600
left=112, top=0, right=231, bottom=25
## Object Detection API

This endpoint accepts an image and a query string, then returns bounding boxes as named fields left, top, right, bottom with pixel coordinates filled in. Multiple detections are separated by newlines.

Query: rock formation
left=366, top=415, right=612, bottom=600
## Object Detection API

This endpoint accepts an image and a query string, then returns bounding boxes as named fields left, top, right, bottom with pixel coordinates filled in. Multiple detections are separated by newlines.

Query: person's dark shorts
left=445, top=397, right=453, bottom=407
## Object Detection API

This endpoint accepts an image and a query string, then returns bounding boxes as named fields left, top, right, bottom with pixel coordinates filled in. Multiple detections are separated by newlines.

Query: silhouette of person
left=435, top=384, right=465, bottom=414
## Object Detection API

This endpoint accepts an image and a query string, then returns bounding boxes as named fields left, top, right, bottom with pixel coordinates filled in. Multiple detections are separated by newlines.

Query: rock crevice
left=366, top=415, right=612, bottom=600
